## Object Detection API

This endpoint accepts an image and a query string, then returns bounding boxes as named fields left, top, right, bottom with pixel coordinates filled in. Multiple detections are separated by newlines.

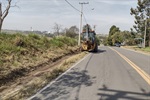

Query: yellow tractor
left=81, top=24, right=98, bottom=52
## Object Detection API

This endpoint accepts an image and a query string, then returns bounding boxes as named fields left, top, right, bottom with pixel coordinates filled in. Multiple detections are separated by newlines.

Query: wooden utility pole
left=143, top=19, right=147, bottom=48
left=78, top=2, right=89, bottom=46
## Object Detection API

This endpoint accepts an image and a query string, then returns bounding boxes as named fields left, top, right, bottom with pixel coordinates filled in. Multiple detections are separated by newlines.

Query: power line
left=64, top=0, right=88, bottom=24
left=79, top=2, right=89, bottom=25
left=64, top=0, right=80, bottom=12
left=78, top=2, right=89, bottom=46
left=64, top=0, right=89, bottom=46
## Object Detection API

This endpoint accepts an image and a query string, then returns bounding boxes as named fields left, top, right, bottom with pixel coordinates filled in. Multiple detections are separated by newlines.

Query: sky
left=1, top=0, right=137, bottom=34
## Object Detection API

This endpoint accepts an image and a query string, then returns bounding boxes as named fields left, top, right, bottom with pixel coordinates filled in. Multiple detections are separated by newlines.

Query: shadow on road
left=97, top=49, right=106, bottom=53
left=89, top=49, right=106, bottom=54
left=31, top=69, right=95, bottom=100
left=98, top=85, right=150, bottom=100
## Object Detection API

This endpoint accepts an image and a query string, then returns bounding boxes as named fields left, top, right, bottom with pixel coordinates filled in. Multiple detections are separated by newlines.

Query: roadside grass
left=0, top=32, right=78, bottom=85
left=122, top=46, right=150, bottom=54
left=1, top=52, right=88, bottom=100
left=140, top=47, right=150, bottom=52
left=0, top=33, right=77, bottom=55
left=0, top=32, right=86, bottom=100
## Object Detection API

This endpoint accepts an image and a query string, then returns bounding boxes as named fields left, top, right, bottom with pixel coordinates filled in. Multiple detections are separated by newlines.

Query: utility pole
left=143, top=19, right=147, bottom=48
left=78, top=2, right=89, bottom=46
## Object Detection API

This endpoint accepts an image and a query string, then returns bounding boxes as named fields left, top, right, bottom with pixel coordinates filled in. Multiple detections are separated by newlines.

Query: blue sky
left=1, top=0, right=137, bottom=34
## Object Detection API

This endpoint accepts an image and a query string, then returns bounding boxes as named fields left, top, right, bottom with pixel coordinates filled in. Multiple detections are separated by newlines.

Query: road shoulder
left=121, top=46, right=150, bottom=56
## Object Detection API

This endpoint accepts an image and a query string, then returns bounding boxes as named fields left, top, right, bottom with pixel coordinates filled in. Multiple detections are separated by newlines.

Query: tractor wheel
left=93, top=43, right=98, bottom=52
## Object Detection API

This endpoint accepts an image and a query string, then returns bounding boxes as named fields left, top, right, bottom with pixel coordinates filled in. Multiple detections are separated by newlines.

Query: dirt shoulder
left=0, top=49, right=88, bottom=100
left=121, top=46, right=150, bottom=55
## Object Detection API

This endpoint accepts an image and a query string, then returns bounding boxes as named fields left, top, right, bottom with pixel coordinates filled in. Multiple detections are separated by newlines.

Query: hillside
left=0, top=33, right=84, bottom=99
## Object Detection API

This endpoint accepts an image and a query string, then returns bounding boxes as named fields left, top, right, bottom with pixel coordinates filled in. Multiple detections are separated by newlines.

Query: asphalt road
left=29, top=46, right=150, bottom=100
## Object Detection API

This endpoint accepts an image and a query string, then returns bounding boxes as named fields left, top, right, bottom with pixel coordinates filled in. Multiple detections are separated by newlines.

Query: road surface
left=29, top=46, right=150, bottom=100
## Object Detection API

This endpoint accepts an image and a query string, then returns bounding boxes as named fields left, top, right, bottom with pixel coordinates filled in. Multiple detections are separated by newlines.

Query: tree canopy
left=130, top=0, right=150, bottom=46
left=107, top=25, right=120, bottom=45
left=105, top=25, right=137, bottom=46
left=109, top=25, right=120, bottom=36
left=65, top=26, right=79, bottom=38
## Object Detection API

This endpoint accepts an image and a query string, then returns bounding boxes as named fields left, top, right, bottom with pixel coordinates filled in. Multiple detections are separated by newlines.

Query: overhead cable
left=64, top=0, right=88, bottom=24
left=65, top=0, right=80, bottom=12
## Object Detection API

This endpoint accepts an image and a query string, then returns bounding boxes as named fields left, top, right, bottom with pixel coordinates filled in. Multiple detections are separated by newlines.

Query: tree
left=111, top=32, right=123, bottom=45
left=109, top=25, right=120, bottom=36
left=106, top=25, right=137, bottom=46
left=130, top=0, right=150, bottom=47
left=53, top=23, right=62, bottom=36
left=66, top=26, right=79, bottom=38
left=0, top=0, right=12, bottom=32
left=107, top=25, right=120, bottom=45
left=121, top=31, right=136, bottom=45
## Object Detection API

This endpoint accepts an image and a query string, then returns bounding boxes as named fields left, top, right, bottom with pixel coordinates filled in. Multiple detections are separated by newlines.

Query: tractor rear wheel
left=93, top=43, right=98, bottom=52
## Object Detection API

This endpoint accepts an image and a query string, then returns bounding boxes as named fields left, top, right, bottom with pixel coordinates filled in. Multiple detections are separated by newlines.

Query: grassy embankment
left=0, top=33, right=87, bottom=99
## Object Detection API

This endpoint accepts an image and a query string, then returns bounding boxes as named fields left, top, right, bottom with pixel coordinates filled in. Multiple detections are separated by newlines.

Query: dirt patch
left=0, top=50, right=88, bottom=100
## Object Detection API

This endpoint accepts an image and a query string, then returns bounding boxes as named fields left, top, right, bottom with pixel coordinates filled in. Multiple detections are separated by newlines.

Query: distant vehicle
left=81, top=24, right=98, bottom=52
left=115, top=43, right=121, bottom=47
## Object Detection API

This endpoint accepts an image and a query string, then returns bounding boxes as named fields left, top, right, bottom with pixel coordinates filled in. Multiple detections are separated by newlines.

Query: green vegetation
left=104, top=25, right=137, bottom=46
left=142, top=47, right=150, bottom=52
left=130, top=0, right=150, bottom=47
left=0, top=32, right=78, bottom=86
left=103, top=0, right=150, bottom=47
left=65, top=26, right=79, bottom=38
left=50, top=36, right=77, bottom=47
left=0, top=32, right=88, bottom=100
left=0, top=33, right=77, bottom=55
left=107, top=25, right=120, bottom=46
left=141, top=47, right=150, bottom=52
